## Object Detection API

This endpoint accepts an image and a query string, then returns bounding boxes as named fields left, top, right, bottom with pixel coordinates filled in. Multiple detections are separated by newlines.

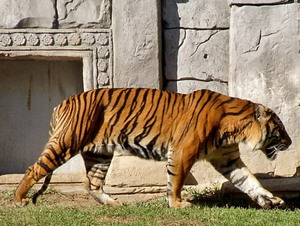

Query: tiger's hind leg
left=14, top=143, right=73, bottom=207
left=82, top=151, right=122, bottom=206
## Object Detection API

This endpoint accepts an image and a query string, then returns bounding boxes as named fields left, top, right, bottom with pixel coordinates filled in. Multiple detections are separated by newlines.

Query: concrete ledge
left=0, top=173, right=85, bottom=184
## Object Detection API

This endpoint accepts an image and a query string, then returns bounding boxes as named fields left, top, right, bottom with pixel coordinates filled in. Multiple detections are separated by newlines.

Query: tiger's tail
left=31, top=172, right=53, bottom=204
left=30, top=107, right=57, bottom=203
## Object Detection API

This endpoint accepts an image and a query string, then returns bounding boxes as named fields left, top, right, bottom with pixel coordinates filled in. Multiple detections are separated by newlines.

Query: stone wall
left=0, top=0, right=299, bottom=199
left=0, top=0, right=111, bottom=29
left=163, top=0, right=230, bottom=94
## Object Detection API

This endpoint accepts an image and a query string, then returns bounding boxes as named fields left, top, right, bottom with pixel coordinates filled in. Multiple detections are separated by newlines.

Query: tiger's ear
left=255, top=104, right=267, bottom=122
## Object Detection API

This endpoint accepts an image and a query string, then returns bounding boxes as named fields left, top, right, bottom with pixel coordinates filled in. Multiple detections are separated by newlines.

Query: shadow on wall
left=162, top=0, right=189, bottom=92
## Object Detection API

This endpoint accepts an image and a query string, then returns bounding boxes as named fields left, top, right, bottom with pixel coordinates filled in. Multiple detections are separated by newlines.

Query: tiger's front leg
left=210, top=152, right=284, bottom=208
left=166, top=149, right=196, bottom=208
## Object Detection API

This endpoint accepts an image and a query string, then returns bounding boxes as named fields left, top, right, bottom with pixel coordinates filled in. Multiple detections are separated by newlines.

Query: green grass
left=0, top=188, right=299, bottom=226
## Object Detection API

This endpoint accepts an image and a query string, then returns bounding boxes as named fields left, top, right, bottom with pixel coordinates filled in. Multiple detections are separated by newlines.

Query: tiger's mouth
left=265, top=143, right=289, bottom=160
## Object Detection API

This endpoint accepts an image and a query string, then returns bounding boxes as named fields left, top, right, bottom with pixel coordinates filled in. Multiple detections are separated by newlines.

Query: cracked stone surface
left=112, top=0, right=161, bottom=89
left=163, top=0, right=230, bottom=29
left=164, top=29, right=229, bottom=92
left=229, top=4, right=300, bottom=176
left=0, top=0, right=111, bottom=28
left=0, top=0, right=56, bottom=28
left=162, top=0, right=230, bottom=93
left=57, top=0, right=111, bottom=28
left=229, top=0, right=290, bottom=5
left=166, top=80, right=228, bottom=94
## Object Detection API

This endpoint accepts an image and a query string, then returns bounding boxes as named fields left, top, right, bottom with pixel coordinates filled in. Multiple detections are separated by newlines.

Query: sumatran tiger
left=14, top=88, right=292, bottom=208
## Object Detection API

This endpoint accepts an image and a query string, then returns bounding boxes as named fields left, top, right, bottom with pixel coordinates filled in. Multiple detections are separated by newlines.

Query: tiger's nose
left=285, top=135, right=292, bottom=147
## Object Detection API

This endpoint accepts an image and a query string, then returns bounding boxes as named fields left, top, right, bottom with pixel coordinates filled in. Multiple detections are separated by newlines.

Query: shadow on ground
left=190, top=191, right=300, bottom=210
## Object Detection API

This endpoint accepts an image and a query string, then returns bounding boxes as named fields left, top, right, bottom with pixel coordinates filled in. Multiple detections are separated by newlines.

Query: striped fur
left=14, top=88, right=292, bottom=208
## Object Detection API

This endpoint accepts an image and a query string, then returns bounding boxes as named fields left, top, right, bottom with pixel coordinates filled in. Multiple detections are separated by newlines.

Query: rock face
left=162, top=0, right=230, bottom=93
left=228, top=0, right=290, bottom=5
left=164, top=29, right=229, bottom=94
left=57, top=0, right=111, bottom=28
left=112, top=0, right=161, bottom=89
left=0, top=0, right=111, bottom=29
left=0, top=0, right=56, bottom=28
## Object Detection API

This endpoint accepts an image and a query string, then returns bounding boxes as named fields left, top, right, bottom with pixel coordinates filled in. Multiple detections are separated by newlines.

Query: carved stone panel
left=57, top=0, right=112, bottom=28
left=0, top=29, right=112, bottom=90
left=0, top=0, right=56, bottom=28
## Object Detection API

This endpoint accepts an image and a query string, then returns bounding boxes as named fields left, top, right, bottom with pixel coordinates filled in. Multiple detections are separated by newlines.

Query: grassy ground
left=0, top=188, right=299, bottom=226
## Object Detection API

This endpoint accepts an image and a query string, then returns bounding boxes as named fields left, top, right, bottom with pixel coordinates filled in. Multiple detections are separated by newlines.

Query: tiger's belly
left=82, top=138, right=169, bottom=161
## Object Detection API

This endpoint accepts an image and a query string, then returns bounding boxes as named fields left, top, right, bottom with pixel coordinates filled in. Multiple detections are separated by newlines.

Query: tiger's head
left=246, top=104, right=292, bottom=160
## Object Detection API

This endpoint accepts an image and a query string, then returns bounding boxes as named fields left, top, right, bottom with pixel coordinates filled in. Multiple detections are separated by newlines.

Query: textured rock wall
left=0, top=0, right=111, bottom=28
left=112, top=0, right=161, bottom=88
left=162, top=0, right=230, bottom=94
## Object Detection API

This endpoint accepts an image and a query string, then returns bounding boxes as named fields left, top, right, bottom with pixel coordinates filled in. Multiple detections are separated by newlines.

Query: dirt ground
left=0, top=185, right=165, bottom=208
left=0, top=190, right=100, bottom=208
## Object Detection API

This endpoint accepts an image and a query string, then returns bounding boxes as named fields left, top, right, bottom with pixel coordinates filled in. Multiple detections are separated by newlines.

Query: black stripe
left=41, top=153, right=59, bottom=168
left=220, top=102, right=252, bottom=120
left=119, top=90, right=149, bottom=136
left=215, top=97, right=235, bottom=109
left=146, top=134, right=160, bottom=152
left=233, top=175, right=249, bottom=187
left=91, top=175, right=106, bottom=180
left=46, top=144, right=66, bottom=165
left=204, top=141, right=209, bottom=155
left=222, top=157, right=239, bottom=168
left=167, top=169, right=176, bottom=176
left=194, top=90, right=215, bottom=129
left=37, top=161, right=52, bottom=173
left=110, top=89, right=127, bottom=111
left=108, top=89, right=132, bottom=128
left=123, top=89, right=142, bottom=122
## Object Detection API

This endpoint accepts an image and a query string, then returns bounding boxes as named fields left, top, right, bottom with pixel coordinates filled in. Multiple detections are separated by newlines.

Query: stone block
left=0, top=0, right=56, bottom=28
left=106, top=155, right=226, bottom=190
left=164, top=29, right=229, bottom=85
left=229, top=4, right=300, bottom=176
left=189, top=161, right=227, bottom=190
left=229, top=0, right=290, bottom=5
left=112, top=0, right=161, bottom=89
left=166, top=80, right=228, bottom=94
left=163, top=0, right=230, bottom=29
left=57, top=0, right=111, bottom=28
left=105, top=155, right=167, bottom=187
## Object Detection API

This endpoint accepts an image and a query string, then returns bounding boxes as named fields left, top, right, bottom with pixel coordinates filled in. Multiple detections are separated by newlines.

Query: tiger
left=14, top=88, right=292, bottom=208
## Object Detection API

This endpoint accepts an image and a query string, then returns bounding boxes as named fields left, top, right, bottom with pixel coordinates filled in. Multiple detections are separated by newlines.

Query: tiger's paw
left=14, top=198, right=30, bottom=207
left=106, top=199, right=123, bottom=206
left=169, top=200, right=192, bottom=208
left=256, top=194, right=285, bottom=209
